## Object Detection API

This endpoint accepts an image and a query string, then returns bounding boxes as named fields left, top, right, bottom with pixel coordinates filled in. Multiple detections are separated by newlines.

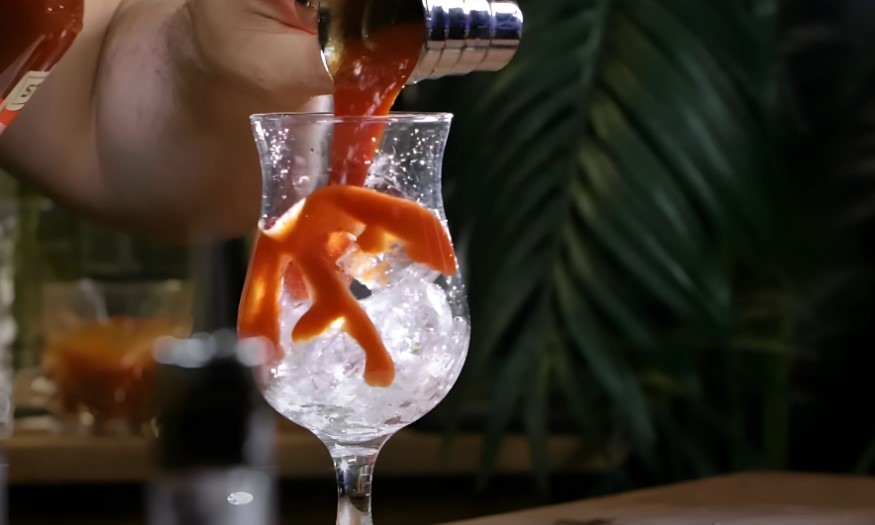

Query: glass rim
left=250, top=112, right=454, bottom=125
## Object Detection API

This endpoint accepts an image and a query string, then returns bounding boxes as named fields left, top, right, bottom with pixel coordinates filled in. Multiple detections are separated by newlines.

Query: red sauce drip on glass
left=238, top=21, right=458, bottom=387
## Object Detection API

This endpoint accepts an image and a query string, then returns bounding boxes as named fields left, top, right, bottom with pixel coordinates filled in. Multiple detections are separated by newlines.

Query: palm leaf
left=433, top=0, right=780, bottom=484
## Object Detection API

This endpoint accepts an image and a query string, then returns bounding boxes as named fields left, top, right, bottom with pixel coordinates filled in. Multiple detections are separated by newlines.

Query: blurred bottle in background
left=0, top=170, right=18, bottom=525
left=148, top=331, right=278, bottom=525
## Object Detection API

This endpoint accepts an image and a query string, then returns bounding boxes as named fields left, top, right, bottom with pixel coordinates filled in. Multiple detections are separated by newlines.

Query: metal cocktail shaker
left=305, top=0, right=524, bottom=84
left=406, top=0, right=524, bottom=83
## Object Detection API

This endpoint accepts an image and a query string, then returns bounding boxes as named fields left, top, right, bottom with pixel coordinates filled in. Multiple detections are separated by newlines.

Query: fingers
left=255, top=0, right=319, bottom=34
left=186, top=0, right=332, bottom=107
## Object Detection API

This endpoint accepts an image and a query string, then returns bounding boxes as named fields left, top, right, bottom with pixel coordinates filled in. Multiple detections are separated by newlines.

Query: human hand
left=179, top=0, right=332, bottom=109
left=0, top=0, right=335, bottom=243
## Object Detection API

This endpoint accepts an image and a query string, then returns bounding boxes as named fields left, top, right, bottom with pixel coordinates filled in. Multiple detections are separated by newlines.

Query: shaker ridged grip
left=311, top=0, right=523, bottom=84
left=410, top=0, right=523, bottom=83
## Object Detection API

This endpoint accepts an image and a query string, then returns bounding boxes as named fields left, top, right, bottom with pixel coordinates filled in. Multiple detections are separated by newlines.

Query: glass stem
left=331, top=440, right=386, bottom=525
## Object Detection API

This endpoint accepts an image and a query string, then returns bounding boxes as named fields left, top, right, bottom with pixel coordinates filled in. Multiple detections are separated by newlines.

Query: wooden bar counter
left=438, top=472, right=875, bottom=525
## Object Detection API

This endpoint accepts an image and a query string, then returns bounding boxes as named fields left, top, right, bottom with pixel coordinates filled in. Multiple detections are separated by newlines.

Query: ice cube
left=335, top=241, right=442, bottom=295
left=265, top=271, right=468, bottom=442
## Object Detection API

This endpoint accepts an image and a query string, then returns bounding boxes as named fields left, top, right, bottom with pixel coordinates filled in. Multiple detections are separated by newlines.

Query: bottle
left=147, top=331, right=278, bottom=525
left=0, top=0, right=84, bottom=136
left=190, top=238, right=249, bottom=335
left=0, top=449, right=5, bottom=525
left=313, top=0, right=524, bottom=84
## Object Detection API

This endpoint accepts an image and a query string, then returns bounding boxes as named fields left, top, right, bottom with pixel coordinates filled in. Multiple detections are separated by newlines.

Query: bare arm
left=0, top=0, right=332, bottom=243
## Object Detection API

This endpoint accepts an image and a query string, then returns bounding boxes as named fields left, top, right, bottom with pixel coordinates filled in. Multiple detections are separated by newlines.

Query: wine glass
left=239, top=113, right=470, bottom=525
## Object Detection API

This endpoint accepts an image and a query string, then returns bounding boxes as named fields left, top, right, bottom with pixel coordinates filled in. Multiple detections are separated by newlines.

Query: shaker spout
left=311, top=0, right=523, bottom=85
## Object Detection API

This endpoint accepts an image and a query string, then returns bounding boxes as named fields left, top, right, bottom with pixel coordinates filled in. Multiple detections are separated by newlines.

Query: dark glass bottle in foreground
left=147, top=331, right=277, bottom=525
left=0, top=449, right=5, bottom=525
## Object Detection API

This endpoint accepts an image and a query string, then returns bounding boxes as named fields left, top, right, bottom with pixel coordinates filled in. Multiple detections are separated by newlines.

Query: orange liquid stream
left=238, top=22, right=458, bottom=387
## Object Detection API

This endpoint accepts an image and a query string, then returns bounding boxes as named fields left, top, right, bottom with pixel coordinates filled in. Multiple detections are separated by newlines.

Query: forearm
left=0, top=0, right=332, bottom=243
left=0, top=0, right=117, bottom=225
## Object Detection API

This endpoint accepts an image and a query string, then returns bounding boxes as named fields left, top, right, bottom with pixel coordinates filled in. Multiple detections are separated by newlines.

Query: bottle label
left=0, top=70, right=50, bottom=135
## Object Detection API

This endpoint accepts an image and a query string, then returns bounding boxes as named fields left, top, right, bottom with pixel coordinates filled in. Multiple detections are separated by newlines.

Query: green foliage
left=407, top=0, right=875, bottom=491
